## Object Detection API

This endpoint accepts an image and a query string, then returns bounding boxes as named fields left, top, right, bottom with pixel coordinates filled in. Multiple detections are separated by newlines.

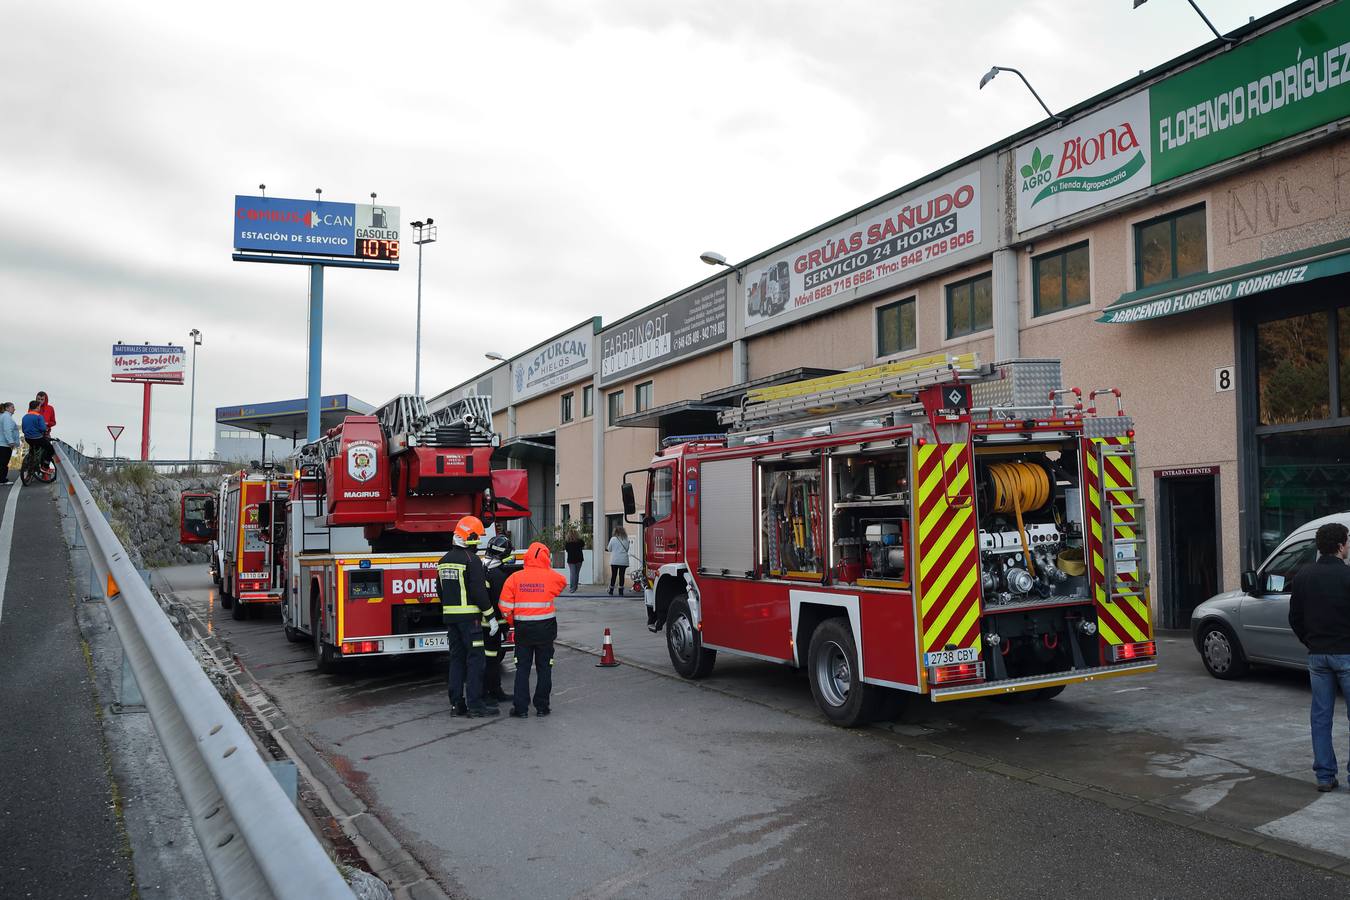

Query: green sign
left=1150, top=0, right=1350, bottom=183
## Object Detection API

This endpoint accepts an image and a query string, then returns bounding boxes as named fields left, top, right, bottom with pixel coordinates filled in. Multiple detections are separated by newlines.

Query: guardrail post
left=115, top=653, right=146, bottom=712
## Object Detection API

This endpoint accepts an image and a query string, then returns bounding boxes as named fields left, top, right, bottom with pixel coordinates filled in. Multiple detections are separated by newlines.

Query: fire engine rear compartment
left=693, top=429, right=1108, bottom=695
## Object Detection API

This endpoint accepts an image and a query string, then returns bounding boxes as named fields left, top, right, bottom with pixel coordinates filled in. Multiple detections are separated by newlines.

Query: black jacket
left=1288, top=556, right=1350, bottom=654
left=436, top=545, right=489, bottom=619
left=483, top=562, right=508, bottom=621
left=564, top=539, right=584, bottom=565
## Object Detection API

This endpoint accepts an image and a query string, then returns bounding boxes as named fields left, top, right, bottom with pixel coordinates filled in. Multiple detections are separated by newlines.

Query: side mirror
left=621, top=482, right=636, bottom=517
left=1241, top=570, right=1256, bottom=593
left=642, top=514, right=656, bottom=527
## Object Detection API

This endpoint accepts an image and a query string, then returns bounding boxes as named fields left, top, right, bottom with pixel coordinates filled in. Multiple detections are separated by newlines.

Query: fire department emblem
left=347, top=442, right=377, bottom=483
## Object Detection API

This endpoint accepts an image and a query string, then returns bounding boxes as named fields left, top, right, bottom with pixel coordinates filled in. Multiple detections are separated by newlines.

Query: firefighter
left=437, top=516, right=498, bottom=717
left=480, top=533, right=515, bottom=705
left=499, top=541, right=567, bottom=717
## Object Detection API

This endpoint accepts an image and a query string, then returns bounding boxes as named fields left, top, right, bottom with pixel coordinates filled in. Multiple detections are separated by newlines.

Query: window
left=608, top=390, right=625, bottom=425
left=583, top=385, right=594, bottom=418
left=560, top=392, right=574, bottom=424
left=945, top=273, right=993, bottom=339
left=606, top=513, right=624, bottom=540
left=760, top=461, right=824, bottom=577
left=1258, top=313, right=1330, bottom=425
left=1135, top=205, right=1207, bottom=289
left=636, top=381, right=653, bottom=413
left=1260, top=538, right=1317, bottom=593
left=560, top=503, right=571, bottom=523
left=1033, top=243, right=1091, bottom=316
left=650, top=465, right=674, bottom=522
left=876, top=297, right=917, bottom=357
left=581, top=501, right=593, bottom=528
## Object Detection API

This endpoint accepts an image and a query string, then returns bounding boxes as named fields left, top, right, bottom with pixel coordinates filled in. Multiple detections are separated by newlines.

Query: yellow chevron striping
left=1097, top=615, right=1123, bottom=646
left=924, top=564, right=979, bottom=644
left=921, top=499, right=971, bottom=555
left=920, top=508, right=973, bottom=580
left=932, top=601, right=983, bottom=653
left=921, top=532, right=977, bottom=609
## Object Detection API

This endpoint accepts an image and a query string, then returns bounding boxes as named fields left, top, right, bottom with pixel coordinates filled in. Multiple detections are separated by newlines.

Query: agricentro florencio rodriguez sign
left=1016, top=0, right=1350, bottom=231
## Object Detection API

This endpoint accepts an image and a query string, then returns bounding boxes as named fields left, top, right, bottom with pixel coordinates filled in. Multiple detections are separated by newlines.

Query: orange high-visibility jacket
left=499, top=542, right=567, bottom=624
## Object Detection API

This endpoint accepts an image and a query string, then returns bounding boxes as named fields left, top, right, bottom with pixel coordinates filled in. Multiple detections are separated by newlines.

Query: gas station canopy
left=215, top=394, right=374, bottom=440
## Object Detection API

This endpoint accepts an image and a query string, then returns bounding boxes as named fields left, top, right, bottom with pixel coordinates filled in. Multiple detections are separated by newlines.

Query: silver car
left=1190, top=512, right=1350, bottom=679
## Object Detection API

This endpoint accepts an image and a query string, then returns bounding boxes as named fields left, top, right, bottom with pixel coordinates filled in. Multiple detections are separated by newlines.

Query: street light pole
left=188, top=329, right=202, bottom=459
left=410, top=219, right=437, bottom=397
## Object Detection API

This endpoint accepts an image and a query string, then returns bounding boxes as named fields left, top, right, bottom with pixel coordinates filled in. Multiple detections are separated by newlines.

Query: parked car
left=1190, top=512, right=1350, bottom=679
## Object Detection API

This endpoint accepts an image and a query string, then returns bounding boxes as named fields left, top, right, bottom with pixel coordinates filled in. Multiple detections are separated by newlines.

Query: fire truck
left=265, top=395, right=529, bottom=671
left=622, top=354, right=1155, bottom=726
left=180, top=470, right=292, bottom=619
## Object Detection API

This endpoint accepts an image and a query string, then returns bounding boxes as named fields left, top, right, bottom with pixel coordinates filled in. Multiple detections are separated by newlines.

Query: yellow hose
left=986, top=462, right=1052, bottom=576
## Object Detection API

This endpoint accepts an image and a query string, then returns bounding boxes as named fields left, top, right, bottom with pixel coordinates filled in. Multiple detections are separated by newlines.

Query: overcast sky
left=1, top=0, right=1287, bottom=457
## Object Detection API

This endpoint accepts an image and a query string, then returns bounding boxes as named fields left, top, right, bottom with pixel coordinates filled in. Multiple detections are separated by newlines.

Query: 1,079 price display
left=358, top=239, right=400, bottom=261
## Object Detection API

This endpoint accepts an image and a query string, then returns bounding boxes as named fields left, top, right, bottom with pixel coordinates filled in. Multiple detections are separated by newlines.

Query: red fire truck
left=267, top=395, right=529, bottom=671
left=180, top=471, right=293, bottom=619
left=622, top=354, right=1155, bottom=726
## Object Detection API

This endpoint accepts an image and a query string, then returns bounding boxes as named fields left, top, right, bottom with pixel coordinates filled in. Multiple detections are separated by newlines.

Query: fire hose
left=986, top=461, right=1052, bottom=577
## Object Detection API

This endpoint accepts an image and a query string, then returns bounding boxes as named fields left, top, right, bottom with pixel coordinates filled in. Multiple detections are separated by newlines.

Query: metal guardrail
left=53, top=441, right=355, bottom=899
left=54, top=443, right=230, bottom=475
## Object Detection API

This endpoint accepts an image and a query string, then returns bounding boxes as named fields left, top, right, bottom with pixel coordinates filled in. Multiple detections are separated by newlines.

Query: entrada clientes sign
left=233, top=195, right=401, bottom=263
left=1016, top=0, right=1350, bottom=231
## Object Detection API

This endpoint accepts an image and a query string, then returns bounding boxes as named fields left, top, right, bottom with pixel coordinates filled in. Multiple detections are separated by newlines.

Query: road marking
left=1113, top=686, right=1149, bottom=693
left=0, top=484, right=23, bottom=624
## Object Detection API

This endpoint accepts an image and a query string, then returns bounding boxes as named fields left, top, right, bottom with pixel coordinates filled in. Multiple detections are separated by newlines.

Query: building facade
left=436, top=0, right=1350, bottom=608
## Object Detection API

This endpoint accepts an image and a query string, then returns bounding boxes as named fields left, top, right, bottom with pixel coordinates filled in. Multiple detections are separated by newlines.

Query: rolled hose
left=986, top=462, right=1052, bottom=515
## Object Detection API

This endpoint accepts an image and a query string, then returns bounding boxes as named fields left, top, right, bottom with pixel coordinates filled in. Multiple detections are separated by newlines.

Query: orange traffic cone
left=596, top=627, right=620, bottom=668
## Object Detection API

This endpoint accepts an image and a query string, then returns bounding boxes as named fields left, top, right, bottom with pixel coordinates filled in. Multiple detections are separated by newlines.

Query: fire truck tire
left=666, top=597, right=715, bottom=679
left=231, top=597, right=250, bottom=621
left=1029, top=685, right=1066, bottom=701
left=806, top=618, right=879, bottom=728
left=284, top=624, right=305, bottom=643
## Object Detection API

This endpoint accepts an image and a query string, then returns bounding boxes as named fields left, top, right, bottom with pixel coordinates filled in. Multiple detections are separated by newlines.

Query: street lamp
left=1132, top=0, right=1237, bottom=45
left=699, top=250, right=743, bottom=282
left=978, top=67, right=1066, bottom=123
left=411, top=218, right=437, bottom=397
left=188, top=329, right=202, bottom=459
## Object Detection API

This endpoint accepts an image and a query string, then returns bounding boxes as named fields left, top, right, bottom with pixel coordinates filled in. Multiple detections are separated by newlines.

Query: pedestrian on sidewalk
left=34, top=391, right=55, bottom=433
left=564, top=528, right=584, bottom=593
left=607, top=526, right=630, bottom=596
left=499, top=541, right=566, bottom=718
left=0, top=402, right=19, bottom=485
left=1289, top=521, right=1350, bottom=792
left=437, top=516, right=498, bottom=718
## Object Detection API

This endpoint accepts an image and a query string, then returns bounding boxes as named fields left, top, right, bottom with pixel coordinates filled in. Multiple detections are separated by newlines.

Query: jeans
left=0, top=446, right=11, bottom=481
left=567, top=562, right=581, bottom=592
left=514, top=641, right=554, bottom=713
left=1308, top=653, right=1350, bottom=783
left=610, top=565, right=627, bottom=590
left=447, top=618, right=486, bottom=710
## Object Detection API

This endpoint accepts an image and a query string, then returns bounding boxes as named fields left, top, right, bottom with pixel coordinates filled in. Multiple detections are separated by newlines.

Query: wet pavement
left=158, top=566, right=1350, bottom=898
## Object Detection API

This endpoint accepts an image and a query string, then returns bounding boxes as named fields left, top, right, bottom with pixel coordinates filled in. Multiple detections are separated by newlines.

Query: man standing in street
left=480, top=534, right=515, bottom=706
left=34, top=391, right=55, bottom=434
left=0, top=402, right=19, bottom=485
left=1289, top=521, right=1350, bottom=792
left=499, top=542, right=567, bottom=718
left=437, top=516, right=498, bottom=718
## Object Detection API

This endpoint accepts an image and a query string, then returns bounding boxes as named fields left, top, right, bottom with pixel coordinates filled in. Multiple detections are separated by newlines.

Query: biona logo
left=1020, top=120, right=1143, bottom=206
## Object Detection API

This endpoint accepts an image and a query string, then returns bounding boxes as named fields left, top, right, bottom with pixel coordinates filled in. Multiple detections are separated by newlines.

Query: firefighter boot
left=450, top=698, right=469, bottom=717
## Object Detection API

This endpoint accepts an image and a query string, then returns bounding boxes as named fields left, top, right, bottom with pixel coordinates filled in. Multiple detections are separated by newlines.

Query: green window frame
left=1134, top=205, right=1207, bottom=289
left=945, top=272, right=993, bottom=339
left=1033, top=242, right=1091, bottom=316
left=876, top=297, right=917, bottom=357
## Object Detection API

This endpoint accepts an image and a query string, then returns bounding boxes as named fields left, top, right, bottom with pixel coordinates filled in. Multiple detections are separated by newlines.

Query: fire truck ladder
left=1097, top=441, right=1150, bottom=606
left=376, top=395, right=499, bottom=451
left=719, top=352, right=987, bottom=432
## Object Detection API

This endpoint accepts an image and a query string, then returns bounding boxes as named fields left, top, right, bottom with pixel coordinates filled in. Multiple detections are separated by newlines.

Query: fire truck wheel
left=1029, top=685, right=1066, bottom=702
left=231, top=597, right=250, bottom=621
left=284, top=624, right=305, bottom=643
left=219, top=591, right=234, bottom=610
left=806, top=618, right=878, bottom=728
left=666, top=596, right=716, bottom=679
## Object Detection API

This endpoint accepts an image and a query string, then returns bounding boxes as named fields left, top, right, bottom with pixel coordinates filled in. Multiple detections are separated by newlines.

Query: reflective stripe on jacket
left=500, top=542, right=566, bottom=624
left=437, top=545, right=488, bottom=617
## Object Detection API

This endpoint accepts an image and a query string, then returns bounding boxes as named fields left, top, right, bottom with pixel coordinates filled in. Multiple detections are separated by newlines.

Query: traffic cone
left=596, top=627, right=620, bottom=668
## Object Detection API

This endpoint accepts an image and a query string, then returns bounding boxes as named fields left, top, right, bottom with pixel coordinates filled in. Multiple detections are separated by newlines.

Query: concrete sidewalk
left=0, top=483, right=133, bottom=899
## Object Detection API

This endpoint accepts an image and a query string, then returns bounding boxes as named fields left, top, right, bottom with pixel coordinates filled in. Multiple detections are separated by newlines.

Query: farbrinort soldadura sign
left=601, top=282, right=728, bottom=386
left=512, top=323, right=594, bottom=403
left=743, top=171, right=983, bottom=331
left=1016, top=0, right=1350, bottom=232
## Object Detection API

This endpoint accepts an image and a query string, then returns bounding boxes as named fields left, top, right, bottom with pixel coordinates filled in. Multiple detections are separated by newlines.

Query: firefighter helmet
left=453, top=515, right=486, bottom=547
left=484, top=533, right=513, bottom=561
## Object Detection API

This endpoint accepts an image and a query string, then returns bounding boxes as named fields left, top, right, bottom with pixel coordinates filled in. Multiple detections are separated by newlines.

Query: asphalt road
left=0, top=483, right=132, bottom=899
left=158, top=565, right=1350, bottom=899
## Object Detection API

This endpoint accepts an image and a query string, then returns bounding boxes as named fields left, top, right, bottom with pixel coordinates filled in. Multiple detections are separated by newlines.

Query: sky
left=1, top=0, right=1290, bottom=457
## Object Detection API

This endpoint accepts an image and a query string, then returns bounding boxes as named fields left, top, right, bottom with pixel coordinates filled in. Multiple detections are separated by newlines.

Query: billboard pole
left=141, top=383, right=152, bottom=461
left=306, top=263, right=324, bottom=442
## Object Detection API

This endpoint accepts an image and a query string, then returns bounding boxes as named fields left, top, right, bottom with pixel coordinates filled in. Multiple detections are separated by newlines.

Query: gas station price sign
left=234, top=196, right=400, bottom=267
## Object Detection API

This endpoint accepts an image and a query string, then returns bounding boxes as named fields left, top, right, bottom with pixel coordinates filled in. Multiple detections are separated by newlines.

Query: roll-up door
left=699, top=457, right=755, bottom=576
